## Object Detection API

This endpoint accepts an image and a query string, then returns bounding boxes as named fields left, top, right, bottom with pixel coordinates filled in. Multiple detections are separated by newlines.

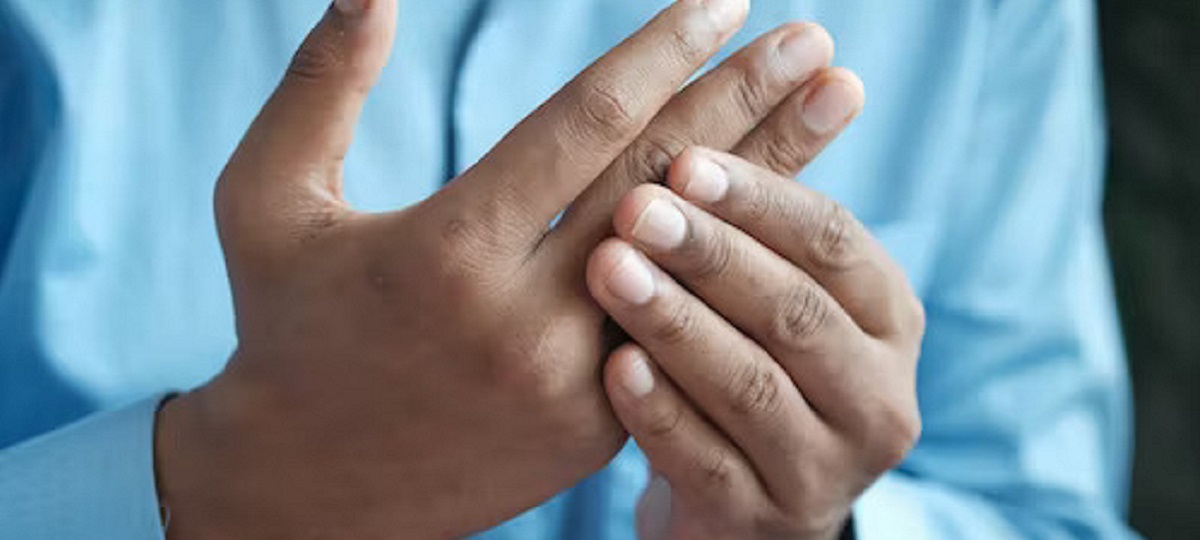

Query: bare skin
left=595, top=145, right=925, bottom=539
left=153, top=0, right=909, bottom=537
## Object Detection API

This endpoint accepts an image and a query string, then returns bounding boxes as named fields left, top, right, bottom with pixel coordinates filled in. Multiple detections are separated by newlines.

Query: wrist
left=154, top=373, right=283, bottom=539
left=154, top=389, right=236, bottom=539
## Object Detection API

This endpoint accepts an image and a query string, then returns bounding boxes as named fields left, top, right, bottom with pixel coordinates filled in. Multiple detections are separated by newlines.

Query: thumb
left=218, top=0, right=397, bottom=238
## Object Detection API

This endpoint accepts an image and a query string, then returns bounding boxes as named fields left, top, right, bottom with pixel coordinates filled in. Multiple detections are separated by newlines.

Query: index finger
left=444, top=0, right=748, bottom=251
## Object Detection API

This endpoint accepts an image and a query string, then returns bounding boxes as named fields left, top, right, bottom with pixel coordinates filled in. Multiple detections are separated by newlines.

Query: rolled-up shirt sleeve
left=849, top=0, right=1135, bottom=537
left=0, top=396, right=168, bottom=540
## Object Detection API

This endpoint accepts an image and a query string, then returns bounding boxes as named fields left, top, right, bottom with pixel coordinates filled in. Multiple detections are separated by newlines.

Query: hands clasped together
left=155, top=0, right=924, bottom=538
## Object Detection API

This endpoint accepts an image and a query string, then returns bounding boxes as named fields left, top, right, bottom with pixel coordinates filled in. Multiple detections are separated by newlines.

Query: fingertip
left=801, top=67, right=866, bottom=135
left=587, top=239, right=656, bottom=307
left=611, top=184, right=674, bottom=241
left=586, top=239, right=626, bottom=300
left=668, top=147, right=730, bottom=204
left=696, top=0, right=751, bottom=38
left=290, top=0, right=397, bottom=89
left=810, top=23, right=836, bottom=64
left=606, top=343, right=656, bottom=402
left=824, top=66, right=866, bottom=107
left=773, top=21, right=835, bottom=83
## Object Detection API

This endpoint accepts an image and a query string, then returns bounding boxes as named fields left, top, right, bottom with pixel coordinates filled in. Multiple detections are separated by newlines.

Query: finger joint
left=727, top=361, right=786, bottom=421
left=572, top=75, right=640, bottom=147
left=807, top=201, right=860, bottom=272
left=650, top=300, right=701, bottom=346
left=771, top=282, right=830, bottom=354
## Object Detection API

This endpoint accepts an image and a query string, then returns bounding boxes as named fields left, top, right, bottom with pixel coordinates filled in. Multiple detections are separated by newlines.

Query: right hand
left=155, top=0, right=845, bottom=537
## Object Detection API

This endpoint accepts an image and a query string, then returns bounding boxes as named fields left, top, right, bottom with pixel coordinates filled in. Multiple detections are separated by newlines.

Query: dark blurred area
left=1099, top=0, right=1200, bottom=537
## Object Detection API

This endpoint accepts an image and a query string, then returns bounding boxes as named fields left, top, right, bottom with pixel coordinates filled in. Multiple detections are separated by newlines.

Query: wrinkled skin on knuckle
left=287, top=33, right=347, bottom=85
left=625, top=135, right=684, bottom=186
left=807, top=201, right=861, bottom=272
left=569, top=73, right=640, bottom=147
left=759, top=128, right=816, bottom=176
left=728, top=55, right=776, bottom=122
left=679, top=223, right=738, bottom=285
left=726, top=361, right=787, bottom=422
left=770, top=282, right=830, bottom=354
left=423, top=210, right=525, bottom=298
left=643, top=401, right=688, bottom=442
left=695, top=446, right=739, bottom=497
left=664, top=15, right=714, bottom=68
left=651, top=300, right=702, bottom=346
left=739, top=178, right=796, bottom=232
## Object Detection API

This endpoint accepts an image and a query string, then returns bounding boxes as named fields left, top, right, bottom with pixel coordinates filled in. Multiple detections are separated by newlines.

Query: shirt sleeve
left=853, top=0, right=1135, bottom=537
left=0, top=397, right=168, bottom=540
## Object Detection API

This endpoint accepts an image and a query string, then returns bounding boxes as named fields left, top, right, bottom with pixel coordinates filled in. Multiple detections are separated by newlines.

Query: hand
left=154, top=0, right=850, bottom=537
left=588, top=137, right=926, bottom=536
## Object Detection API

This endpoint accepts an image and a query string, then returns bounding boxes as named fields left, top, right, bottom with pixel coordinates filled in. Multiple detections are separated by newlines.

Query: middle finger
left=546, top=22, right=834, bottom=262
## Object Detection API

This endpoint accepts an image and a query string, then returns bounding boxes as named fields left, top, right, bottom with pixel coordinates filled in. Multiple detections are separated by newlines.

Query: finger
left=734, top=67, right=864, bottom=177
left=217, top=0, right=397, bottom=238
left=605, top=344, right=761, bottom=513
left=548, top=22, right=834, bottom=258
left=441, top=0, right=748, bottom=251
left=668, top=148, right=923, bottom=340
left=588, top=240, right=817, bottom=493
left=610, top=184, right=875, bottom=420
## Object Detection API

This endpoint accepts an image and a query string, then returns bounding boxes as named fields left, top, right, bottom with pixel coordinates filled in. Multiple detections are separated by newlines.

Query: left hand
left=587, top=99, right=925, bottom=537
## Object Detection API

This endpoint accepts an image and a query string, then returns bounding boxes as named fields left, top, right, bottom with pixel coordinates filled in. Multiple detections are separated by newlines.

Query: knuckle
left=650, top=300, right=700, bottom=346
left=625, top=136, right=684, bottom=184
left=695, top=447, right=738, bottom=493
left=681, top=225, right=737, bottom=283
left=726, top=361, right=786, bottom=421
left=807, top=201, right=860, bottom=271
left=737, top=176, right=796, bottom=230
left=287, top=37, right=345, bottom=84
left=490, top=323, right=586, bottom=407
left=643, top=403, right=687, bottom=441
left=666, top=20, right=714, bottom=67
left=573, top=75, right=639, bottom=144
left=866, top=399, right=922, bottom=472
left=905, top=294, right=928, bottom=339
left=434, top=218, right=488, bottom=281
left=727, top=59, right=774, bottom=121
left=756, top=126, right=815, bottom=176
left=770, top=282, right=830, bottom=353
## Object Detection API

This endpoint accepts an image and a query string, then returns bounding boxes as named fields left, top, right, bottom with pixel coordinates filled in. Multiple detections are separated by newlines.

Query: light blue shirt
left=0, top=0, right=1135, bottom=538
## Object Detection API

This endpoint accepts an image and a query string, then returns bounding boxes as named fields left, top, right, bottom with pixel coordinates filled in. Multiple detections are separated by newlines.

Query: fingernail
left=606, top=249, right=656, bottom=305
left=776, top=25, right=832, bottom=81
left=700, top=0, right=748, bottom=32
left=802, top=80, right=860, bottom=135
left=623, top=353, right=656, bottom=398
left=682, top=155, right=729, bottom=203
left=334, top=0, right=368, bottom=15
left=632, top=200, right=688, bottom=251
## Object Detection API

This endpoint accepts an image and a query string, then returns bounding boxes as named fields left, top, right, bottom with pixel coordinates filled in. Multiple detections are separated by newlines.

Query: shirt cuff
left=0, top=396, right=169, bottom=540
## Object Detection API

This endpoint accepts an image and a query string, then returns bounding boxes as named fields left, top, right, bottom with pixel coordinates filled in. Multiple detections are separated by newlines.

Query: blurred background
left=1099, top=0, right=1200, bottom=537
